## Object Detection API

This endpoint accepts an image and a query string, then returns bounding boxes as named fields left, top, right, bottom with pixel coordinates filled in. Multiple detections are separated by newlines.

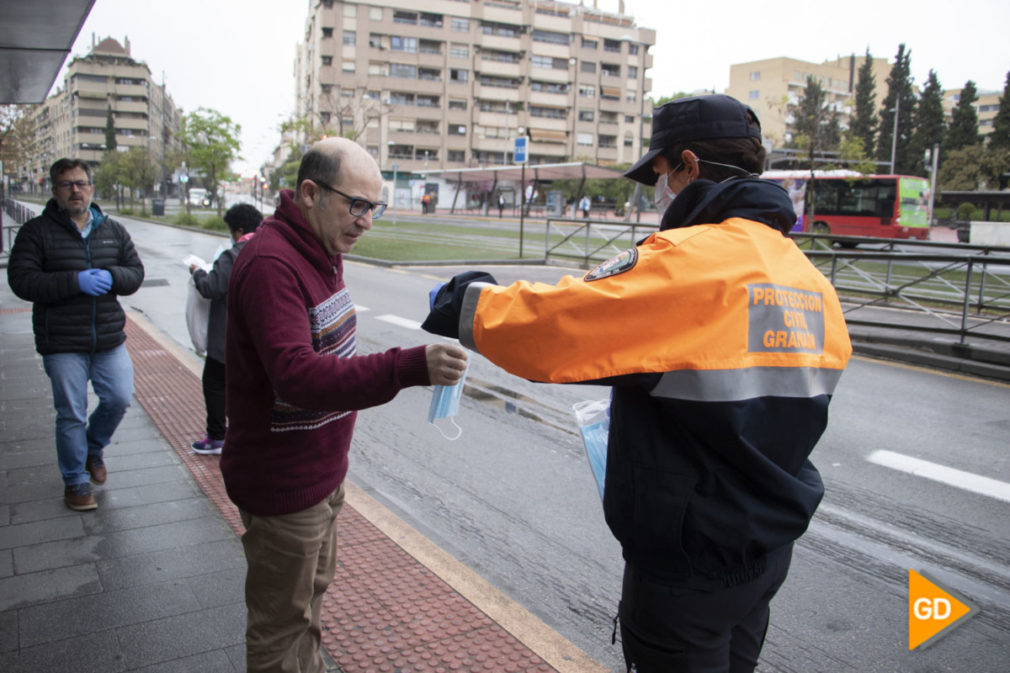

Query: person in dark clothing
left=422, top=95, right=851, bottom=673
left=7, top=158, right=145, bottom=511
left=188, top=203, right=263, bottom=454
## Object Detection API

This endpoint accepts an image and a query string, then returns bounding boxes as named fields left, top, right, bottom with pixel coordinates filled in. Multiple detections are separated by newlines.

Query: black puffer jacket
left=7, top=200, right=145, bottom=355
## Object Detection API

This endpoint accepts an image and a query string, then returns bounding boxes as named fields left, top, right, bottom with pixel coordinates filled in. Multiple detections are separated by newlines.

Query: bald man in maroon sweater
left=223, top=138, right=467, bottom=673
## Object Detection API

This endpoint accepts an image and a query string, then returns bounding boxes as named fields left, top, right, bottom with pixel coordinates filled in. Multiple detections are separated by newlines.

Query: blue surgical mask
left=428, top=360, right=469, bottom=440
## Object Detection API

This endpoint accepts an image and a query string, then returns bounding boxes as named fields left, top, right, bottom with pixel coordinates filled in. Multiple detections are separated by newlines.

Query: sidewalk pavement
left=0, top=280, right=607, bottom=673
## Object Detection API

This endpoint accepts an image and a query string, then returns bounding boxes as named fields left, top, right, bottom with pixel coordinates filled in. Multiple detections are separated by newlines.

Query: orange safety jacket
left=458, top=218, right=852, bottom=585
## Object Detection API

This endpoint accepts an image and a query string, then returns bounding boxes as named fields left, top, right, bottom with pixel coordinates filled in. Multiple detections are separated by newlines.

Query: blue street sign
left=514, top=136, right=527, bottom=163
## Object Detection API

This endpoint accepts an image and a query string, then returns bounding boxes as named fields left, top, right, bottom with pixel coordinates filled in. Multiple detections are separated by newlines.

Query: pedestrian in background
left=580, top=194, right=591, bottom=218
left=222, top=137, right=467, bottom=673
left=422, top=95, right=851, bottom=673
left=7, top=158, right=145, bottom=511
left=188, top=203, right=263, bottom=455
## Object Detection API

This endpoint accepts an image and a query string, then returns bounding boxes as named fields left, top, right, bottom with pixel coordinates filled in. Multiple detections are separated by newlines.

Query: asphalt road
left=99, top=216, right=1010, bottom=672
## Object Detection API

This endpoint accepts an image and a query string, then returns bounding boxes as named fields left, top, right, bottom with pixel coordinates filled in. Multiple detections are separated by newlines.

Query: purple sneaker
left=191, top=436, right=225, bottom=455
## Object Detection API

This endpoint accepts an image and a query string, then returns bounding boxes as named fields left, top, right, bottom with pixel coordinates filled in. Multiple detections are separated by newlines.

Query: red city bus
left=764, top=171, right=931, bottom=243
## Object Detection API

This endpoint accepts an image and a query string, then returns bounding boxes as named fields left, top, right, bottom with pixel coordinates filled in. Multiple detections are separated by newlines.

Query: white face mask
left=654, top=171, right=677, bottom=214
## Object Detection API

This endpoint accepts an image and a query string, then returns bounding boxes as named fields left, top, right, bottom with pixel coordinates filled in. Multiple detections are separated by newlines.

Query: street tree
left=179, top=107, right=241, bottom=217
left=988, top=70, right=1010, bottom=150
left=938, top=144, right=1010, bottom=191
left=119, top=147, right=158, bottom=212
left=104, top=106, right=117, bottom=152
left=0, top=105, right=35, bottom=189
left=315, top=89, right=394, bottom=141
left=847, top=49, right=878, bottom=156
left=946, top=80, right=980, bottom=152
left=876, top=44, right=917, bottom=174
left=910, top=70, right=945, bottom=175
left=789, top=76, right=841, bottom=163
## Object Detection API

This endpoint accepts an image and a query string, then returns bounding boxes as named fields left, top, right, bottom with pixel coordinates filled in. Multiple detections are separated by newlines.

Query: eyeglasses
left=313, top=180, right=386, bottom=218
left=56, top=180, right=92, bottom=190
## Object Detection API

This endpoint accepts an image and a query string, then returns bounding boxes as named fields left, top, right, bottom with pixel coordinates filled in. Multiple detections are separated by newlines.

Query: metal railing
left=2, top=199, right=37, bottom=252
left=544, top=220, right=1010, bottom=348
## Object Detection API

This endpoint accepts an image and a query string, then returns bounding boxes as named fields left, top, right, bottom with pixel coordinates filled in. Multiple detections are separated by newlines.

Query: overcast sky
left=57, top=0, right=1009, bottom=176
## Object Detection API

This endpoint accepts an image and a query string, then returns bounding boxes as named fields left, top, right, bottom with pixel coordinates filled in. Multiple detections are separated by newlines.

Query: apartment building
left=942, top=87, right=1001, bottom=141
left=726, top=55, right=891, bottom=147
left=296, top=0, right=655, bottom=172
left=18, top=35, right=180, bottom=190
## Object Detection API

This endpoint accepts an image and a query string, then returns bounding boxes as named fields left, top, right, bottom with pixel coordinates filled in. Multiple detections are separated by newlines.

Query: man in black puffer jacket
left=8, top=158, right=145, bottom=511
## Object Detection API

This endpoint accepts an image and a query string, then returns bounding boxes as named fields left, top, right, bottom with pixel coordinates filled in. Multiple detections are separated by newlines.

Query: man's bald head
left=296, top=137, right=378, bottom=191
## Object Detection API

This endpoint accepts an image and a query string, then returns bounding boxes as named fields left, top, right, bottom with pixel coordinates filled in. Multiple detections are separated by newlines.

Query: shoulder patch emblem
left=584, top=247, right=639, bottom=282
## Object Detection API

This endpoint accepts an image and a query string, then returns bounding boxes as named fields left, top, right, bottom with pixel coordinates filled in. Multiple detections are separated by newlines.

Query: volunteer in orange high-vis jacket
left=422, top=94, right=851, bottom=673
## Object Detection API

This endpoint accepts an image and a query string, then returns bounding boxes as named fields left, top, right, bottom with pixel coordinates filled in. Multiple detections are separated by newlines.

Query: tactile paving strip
left=124, top=317, right=561, bottom=672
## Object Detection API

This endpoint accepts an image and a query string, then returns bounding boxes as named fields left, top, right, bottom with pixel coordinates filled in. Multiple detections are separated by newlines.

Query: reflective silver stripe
left=650, top=366, right=844, bottom=402
left=459, top=281, right=493, bottom=350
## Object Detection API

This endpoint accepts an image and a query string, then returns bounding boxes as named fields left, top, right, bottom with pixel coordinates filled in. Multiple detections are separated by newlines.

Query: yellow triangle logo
left=908, top=569, right=974, bottom=650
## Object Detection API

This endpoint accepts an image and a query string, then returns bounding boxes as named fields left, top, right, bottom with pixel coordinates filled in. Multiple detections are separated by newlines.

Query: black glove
left=421, top=271, right=497, bottom=338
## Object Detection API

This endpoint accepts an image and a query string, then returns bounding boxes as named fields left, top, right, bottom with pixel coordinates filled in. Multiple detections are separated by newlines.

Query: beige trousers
left=239, top=484, right=345, bottom=673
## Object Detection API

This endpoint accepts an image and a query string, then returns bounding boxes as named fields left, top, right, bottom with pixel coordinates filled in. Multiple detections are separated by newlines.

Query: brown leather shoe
left=86, top=455, right=107, bottom=485
left=65, top=484, right=98, bottom=511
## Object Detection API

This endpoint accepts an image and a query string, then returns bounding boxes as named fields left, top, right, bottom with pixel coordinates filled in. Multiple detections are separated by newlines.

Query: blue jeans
left=42, top=344, right=134, bottom=487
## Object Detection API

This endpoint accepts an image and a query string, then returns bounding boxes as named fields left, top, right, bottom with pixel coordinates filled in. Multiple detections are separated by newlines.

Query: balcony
left=478, top=59, right=521, bottom=78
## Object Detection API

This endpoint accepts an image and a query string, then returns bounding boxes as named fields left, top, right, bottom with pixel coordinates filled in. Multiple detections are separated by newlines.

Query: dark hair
left=223, top=203, right=263, bottom=234
left=296, top=145, right=343, bottom=191
left=50, top=158, right=92, bottom=184
left=661, top=114, right=766, bottom=182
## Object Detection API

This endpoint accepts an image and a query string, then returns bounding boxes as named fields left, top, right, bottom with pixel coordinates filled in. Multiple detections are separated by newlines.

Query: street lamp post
left=889, top=96, right=901, bottom=174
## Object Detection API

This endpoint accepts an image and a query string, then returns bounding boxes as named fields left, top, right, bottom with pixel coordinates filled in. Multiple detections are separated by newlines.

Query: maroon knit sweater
left=222, top=191, right=430, bottom=515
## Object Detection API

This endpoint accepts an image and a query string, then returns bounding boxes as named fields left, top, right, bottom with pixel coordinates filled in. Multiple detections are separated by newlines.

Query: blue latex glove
left=78, top=269, right=113, bottom=296
left=428, top=282, right=446, bottom=310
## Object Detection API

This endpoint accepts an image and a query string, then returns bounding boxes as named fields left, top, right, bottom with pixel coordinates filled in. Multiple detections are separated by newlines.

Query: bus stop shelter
left=416, top=161, right=626, bottom=215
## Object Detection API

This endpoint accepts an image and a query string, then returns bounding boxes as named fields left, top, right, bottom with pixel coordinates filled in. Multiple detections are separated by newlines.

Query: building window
left=393, top=10, right=417, bottom=24
left=390, top=63, right=417, bottom=79
left=419, top=39, right=442, bottom=55
left=322, top=27, right=334, bottom=38
left=628, top=43, right=639, bottom=55
left=578, top=109, right=594, bottom=122
left=603, top=39, right=621, bottom=53
left=530, top=80, right=569, bottom=94
left=581, top=37, right=597, bottom=49
left=320, top=112, right=331, bottom=124
left=579, top=85, right=595, bottom=98
left=391, top=36, right=417, bottom=53
left=601, top=63, right=620, bottom=77
left=342, top=61, right=355, bottom=73
left=418, top=67, right=441, bottom=81
left=369, top=33, right=383, bottom=49
left=450, top=69, right=468, bottom=83
left=450, top=43, right=468, bottom=58
left=419, top=12, right=443, bottom=28
left=749, top=90, right=759, bottom=100
left=531, top=54, right=566, bottom=70
left=447, top=150, right=465, bottom=162
left=627, top=66, right=638, bottom=79
left=448, top=124, right=466, bottom=136
left=449, top=99, right=467, bottom=110
left=750, top=71, right=761, bottom=81
left=417, top=120, right=439, bottom=134
left=581, top=61, right=596, bottom=74
left=367, top=145, right=379, bottom=158
left=624, top=132, right=634, bottom=147
left=321, top=84, right=333, bottom=94
left=321, top=55, right=333, bottom=66
left=368, top=62, right=389, bottom=76
left=599, top=134, right=617, bottom=148
left=369, top=7, right=382, bottom=20
left=343, top=31, right=355, bottom=46
left=577, top=132, right=594, bottom=146
left=451, top=17, right=470, bottom=32
left=390, top=118, right=415, bottom=132
left=532, top=29, right=569, bottom=45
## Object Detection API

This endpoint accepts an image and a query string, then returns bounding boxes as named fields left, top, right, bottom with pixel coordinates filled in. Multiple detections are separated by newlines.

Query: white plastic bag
left=573, top=398, right=610, bottom=500
left=186, top=277, right=210, bottom=355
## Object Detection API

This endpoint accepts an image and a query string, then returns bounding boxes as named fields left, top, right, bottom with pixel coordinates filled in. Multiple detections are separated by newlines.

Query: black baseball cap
left=624, top=94, right=762, bottom=186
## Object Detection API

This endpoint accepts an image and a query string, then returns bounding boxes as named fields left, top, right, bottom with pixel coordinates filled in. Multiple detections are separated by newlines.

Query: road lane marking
left=376, top=314, right=421, bottom=330
left=355, top=304, right=370, bottom=312
left=867, top=450, right=1010, bottom=503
